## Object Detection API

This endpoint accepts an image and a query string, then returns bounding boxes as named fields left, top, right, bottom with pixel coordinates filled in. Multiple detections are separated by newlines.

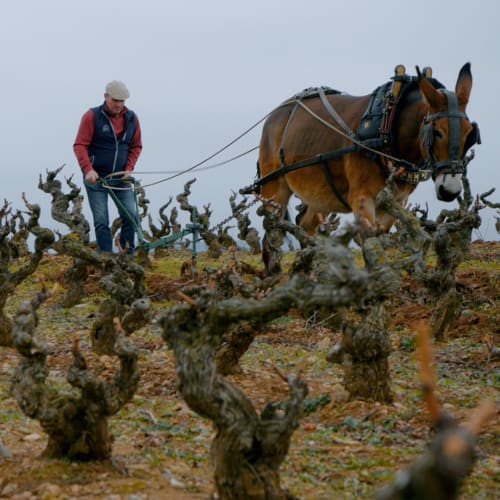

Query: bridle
left=420, top=89, right=480, bottom=179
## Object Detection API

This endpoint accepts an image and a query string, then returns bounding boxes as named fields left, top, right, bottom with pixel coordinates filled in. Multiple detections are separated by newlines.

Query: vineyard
left=0, top=167, right=498, bottom=499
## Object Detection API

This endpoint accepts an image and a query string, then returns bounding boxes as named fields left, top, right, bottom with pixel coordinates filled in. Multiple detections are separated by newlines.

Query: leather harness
left=241, top=69, right=480, bottom=205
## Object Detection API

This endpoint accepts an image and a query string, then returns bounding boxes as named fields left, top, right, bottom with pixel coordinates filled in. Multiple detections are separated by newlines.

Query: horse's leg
left=296, top=206, right=321, bottom=236
left=375, top=184, right=413, bottom=233
left=375, top=211, right=396, bottom=233
left=351, top=194, right=377, bottom=235
left=345, top=156, right=385, bottom=234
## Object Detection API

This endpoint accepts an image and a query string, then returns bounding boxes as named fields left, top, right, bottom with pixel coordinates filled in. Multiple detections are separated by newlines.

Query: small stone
left=163, top=470, right=186, bottom=489
left=23, top=433, right=42, bottom=442
left=0, top=440, right=12, bottom=458
left=1, top=483, right=17, bottom=496
left=392, top=402, right=407, bottom=412
left=37, top=483, right=62, bottom=499
left=169, top=477, right=186, bottom=489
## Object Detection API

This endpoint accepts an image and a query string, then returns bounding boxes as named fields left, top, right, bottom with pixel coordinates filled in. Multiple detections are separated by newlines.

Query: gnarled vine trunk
left=0, top=197, right=54, bottom=346
left=160, top=298, right=307, bottom=499
left=11, top=290, right=139, bottom=460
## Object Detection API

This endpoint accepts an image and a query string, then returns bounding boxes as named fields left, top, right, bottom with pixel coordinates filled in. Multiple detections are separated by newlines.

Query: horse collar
left=357, top=76, right=429, bottom=183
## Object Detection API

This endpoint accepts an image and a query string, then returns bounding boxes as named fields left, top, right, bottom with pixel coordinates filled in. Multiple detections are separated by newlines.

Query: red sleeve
left=125, top=116, right=143, bottom=172
left=73, top=109, right=95, bottom=175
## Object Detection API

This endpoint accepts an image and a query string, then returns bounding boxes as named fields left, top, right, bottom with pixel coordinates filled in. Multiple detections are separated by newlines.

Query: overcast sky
left=1, top=0, right=499, bottom=242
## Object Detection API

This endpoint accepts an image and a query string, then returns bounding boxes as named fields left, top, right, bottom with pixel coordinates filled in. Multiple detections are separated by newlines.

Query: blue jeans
left=84, top=177, right=137, bottom=253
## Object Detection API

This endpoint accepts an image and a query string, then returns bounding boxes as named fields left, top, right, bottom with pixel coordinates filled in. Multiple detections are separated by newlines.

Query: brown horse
left=254, top=63, right=479, bottom=246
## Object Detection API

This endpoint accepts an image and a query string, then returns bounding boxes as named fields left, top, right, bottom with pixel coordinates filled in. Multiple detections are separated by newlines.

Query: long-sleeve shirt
left=73, top=105, right=142, bottom=175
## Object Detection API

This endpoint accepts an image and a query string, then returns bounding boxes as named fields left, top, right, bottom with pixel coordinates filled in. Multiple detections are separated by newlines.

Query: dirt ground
left=0, top=241, right=498, bottom=499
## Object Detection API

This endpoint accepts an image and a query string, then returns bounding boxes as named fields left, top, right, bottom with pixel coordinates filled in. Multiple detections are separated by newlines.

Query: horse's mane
left=399, top=76, right=445, bottom=105
left=357, top=74, right=445, bottom=149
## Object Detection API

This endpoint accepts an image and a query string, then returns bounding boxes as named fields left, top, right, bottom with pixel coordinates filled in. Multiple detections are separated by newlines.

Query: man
left=74, top=80, right=142, bottom=254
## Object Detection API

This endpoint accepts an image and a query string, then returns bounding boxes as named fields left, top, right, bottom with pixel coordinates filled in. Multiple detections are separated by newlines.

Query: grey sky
left=1, top=0, right=499, bottom=240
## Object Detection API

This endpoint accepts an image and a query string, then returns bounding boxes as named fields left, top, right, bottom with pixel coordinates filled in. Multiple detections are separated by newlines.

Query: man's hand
left=85, top=169, right=99, bottom=184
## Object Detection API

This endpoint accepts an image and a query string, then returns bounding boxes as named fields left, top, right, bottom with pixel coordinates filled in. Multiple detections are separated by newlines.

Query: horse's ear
left=455, top=62, right=472, bottom=106
left=418, top=70, right=443, bottom=110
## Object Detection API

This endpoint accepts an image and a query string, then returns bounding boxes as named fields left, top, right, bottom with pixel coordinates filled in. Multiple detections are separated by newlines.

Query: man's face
left=104, top=93, right=125, bottom=116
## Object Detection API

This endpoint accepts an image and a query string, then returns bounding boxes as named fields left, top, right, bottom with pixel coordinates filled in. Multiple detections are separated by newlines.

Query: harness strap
left=240, top=144, right=358, bottom=194
left=441, top=90, right=461, bottom=162
left=318, top=87, right=356, bottom=139
left=379, top=94, right=398, bottom=166
left=279, top=100, right=301, bottom=154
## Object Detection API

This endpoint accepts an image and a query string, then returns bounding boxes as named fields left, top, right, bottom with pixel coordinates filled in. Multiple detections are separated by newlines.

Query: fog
left=1, top=0, right=498, bottom=242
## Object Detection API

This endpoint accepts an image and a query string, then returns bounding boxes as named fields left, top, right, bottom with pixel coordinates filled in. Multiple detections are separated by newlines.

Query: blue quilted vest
left=88, top=105, right=136, bottom=176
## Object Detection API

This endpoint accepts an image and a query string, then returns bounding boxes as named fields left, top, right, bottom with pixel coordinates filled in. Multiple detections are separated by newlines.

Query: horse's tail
left=240, top=160, right=262, bottom=195
left=294, top=201, right=308, bottom=226
left=254, top=160, right=262, bottom=194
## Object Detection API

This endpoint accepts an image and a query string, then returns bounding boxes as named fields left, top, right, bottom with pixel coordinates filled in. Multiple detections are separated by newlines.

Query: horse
left=249, top=63, right=480, bottom=272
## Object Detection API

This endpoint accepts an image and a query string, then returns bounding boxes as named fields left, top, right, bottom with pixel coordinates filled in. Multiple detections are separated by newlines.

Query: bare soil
left=0, top=241, right=498, bottom=499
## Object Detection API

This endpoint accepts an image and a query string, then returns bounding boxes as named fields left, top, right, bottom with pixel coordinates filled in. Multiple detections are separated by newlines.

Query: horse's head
left=418, top=63, right=480, bottom=202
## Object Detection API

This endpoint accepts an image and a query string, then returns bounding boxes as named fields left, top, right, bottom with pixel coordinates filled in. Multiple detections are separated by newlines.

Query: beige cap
left=105, top=80, right=130, bottom=100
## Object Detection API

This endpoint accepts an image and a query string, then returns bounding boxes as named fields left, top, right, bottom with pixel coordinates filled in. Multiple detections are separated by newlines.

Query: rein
left=111, top=71, right=477, bottom=198
left=125, top=112, right=273, bottom=189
